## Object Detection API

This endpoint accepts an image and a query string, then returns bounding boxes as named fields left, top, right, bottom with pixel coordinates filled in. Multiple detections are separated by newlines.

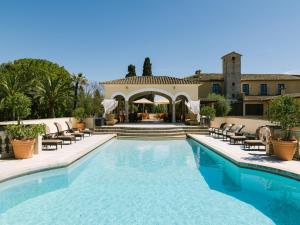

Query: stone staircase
left=94, top=125, right=208, bottom=139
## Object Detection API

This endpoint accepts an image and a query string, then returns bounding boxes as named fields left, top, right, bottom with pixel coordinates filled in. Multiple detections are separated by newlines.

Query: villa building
left=101, top=51, right=300, bottom=119
left=186, top=52, right=300, bottom=116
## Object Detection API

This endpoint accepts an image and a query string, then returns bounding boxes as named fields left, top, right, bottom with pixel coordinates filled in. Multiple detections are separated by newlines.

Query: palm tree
left=72, top=73, right=88, bottom=110
left=0, top=64, right=31, bottom=97
left=34, top=73, right=72, bottom=118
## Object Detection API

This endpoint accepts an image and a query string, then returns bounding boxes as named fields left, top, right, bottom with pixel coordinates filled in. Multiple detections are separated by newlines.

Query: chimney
left=195, top=70, right=202, bottom=75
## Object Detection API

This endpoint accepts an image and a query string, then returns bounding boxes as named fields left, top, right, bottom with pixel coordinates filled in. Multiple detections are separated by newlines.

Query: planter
left=106, top=114, right=115, bottom=121
left=76, top=122, right=85, bottom=130
left=11, top=139, right=35, bottom=159
left=272, top=140, right=297, bottom=161
left=291, top=127, right=300, bottom=159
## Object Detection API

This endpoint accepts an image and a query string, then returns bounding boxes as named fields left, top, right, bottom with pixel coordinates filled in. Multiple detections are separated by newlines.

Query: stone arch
left=126, top=88, right=175, bottom=101
left=174, top=92, right=192, bottom=102
left=111, top=92, right=127, bottom=100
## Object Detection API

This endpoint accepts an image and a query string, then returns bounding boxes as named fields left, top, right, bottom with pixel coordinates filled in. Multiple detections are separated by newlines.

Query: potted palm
left=72, top=107, right=86, bottom=130
left=268, top=96, right=300, bottom=160
left=4, top=93, right=45, bottom=159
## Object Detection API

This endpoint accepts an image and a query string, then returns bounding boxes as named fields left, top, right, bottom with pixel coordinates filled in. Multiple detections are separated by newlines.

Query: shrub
left=207, top=93, right=231, bottom=116
left=4, top=93, right=31, bottom=124
left=268, top=95, right=300, bottom=140
left=200, top=106, right=216, bottom=120
left=6, top=124, right=45, bottom=140
left=129, top=104, right=138, bottom=113
left=72, top=107, right=86, bottom=122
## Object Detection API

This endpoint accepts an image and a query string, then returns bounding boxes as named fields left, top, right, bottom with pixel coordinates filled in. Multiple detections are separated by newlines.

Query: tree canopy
left=0, top=58, right=104, bottom=121
left=207, top=93, right=231, bottom=117
left=125, top=64, right=137, bottom=77
left=142, top=57, right=152, bottom=76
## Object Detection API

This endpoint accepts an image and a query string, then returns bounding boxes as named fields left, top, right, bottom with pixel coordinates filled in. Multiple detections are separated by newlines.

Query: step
left=118, top=132, right=186, bottom=136
left=95, top=126, right=207, bottom=130
left=96, top=129, right=186, bottom=133
left=95, top=128, right=208, bottom=131
left=117, top=135, right=186, bottom=140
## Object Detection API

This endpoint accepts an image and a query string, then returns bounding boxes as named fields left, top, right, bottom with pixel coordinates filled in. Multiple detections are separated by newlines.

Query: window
left=242, top=84, right=249, bottom=96
left=277, top=84, right=285, bottom=95
left=212, top=83, right=221, bottom=94
left=232, top=82, right=235, bottom=86
left=260, top=84, right=268, bottom=96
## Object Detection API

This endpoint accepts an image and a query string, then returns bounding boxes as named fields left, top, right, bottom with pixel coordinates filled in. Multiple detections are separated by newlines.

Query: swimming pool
left=0, top=139, right=300, bottom=225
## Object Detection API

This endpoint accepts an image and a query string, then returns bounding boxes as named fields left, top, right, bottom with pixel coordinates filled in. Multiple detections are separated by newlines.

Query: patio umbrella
left=133, top=98, right=153, bottom=112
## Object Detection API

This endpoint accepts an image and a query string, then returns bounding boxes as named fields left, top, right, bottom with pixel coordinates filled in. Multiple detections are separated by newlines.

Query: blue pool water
left=0, top=139, right=300, bottom=225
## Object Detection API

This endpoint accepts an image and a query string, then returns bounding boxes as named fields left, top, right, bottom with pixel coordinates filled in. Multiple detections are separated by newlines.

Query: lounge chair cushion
left=231, top=135, right=247, bottom=140
left=42, top=139, right=63, bottom=144
left=244, top=140, right=264, bottom=145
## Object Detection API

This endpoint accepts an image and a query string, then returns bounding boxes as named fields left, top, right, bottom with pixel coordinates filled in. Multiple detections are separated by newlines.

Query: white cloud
left=283, top=70, right=300, bottom=75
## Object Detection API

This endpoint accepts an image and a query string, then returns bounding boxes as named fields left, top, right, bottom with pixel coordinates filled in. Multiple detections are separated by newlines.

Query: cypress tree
left=142, top=57, right=152, bottom=76
left=125, top=64, right=136, bottom=77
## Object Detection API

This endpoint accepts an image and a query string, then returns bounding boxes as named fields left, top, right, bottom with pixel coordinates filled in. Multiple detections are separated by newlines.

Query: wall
left=83, top=117, right=94, bottom=129
left=0, top=117, right=96, bottom=132
left=198, top=81, right=224, bottom=98
left=0, top=117, right=75, bottom=134
left=241, top=80, right=300, bottom=96
left=210, top=116, right=273, bottom=134
left=198, top=79, right=300, bottom=99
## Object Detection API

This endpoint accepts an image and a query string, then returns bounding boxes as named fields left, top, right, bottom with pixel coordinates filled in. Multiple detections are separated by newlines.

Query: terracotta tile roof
left=185, top=73, right=300, bottom=82
left=185, top=73, right=224, bottom=81
left=244, top=93, right=300, bottom=101
left=101, top=76, right=197, bottom=85
left=243, top=95, right=274, bottom=101
left=241, top=74, right=300, bottom=81
left=221, top=51, right=242, bottom=58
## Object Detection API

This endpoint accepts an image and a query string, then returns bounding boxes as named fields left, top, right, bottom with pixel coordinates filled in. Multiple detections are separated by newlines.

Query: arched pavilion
left=100, top=76, right=200, bottom=123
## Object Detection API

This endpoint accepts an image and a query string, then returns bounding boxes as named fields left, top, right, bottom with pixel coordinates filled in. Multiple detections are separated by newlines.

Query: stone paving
left=0, top=134, right=116, bottom=183
left=188, top=134, right=300, bottom=180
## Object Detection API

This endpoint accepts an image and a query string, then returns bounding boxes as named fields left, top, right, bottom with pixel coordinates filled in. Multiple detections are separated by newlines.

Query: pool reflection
left=0, top=146, right=96, bottom=214
left=188, top=138, right=300, bottom=225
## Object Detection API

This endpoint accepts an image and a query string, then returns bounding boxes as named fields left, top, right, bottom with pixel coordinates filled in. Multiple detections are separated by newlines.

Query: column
left=181, top=99, right=185, bottom=121
left=172, top=100, right=176, bottom=123
left=242, top=102, right=246, bottom=116
left=34, top=135, right=42, bottom=155
left=125, top=100, right=129, bottom=122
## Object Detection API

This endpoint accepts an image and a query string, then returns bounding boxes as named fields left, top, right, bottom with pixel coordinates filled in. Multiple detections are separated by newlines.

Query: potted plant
left=200, top=106, right=216, bottom=127
left=72, top=107, right=86, bottom=130
left=4, top=93, right=45, bottom=159
left=6, top=124, right=45, bottom=159
left=268, top=96, right=300, bottom=160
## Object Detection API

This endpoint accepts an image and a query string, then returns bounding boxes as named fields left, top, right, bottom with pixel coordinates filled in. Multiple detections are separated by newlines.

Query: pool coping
left=188, top=134, right=300, bottom=181
left=0, top=134, right=116, bottom=184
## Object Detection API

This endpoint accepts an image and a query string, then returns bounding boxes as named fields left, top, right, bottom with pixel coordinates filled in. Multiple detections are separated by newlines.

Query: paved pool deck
left=188, top=134, right=300, bottom=181
left=0, top=134, right=116, bottom=183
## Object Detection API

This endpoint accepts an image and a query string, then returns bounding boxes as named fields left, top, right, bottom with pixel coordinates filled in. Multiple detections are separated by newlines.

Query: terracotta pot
left=11, top=139, right=35, bottom=159
left=106, top=114, right=115, bottom=121
left=188, top=113, right=197, bottom=120
left=272, top=140, right=297, bottom=161
left=76, top=122, right=85, bottom=130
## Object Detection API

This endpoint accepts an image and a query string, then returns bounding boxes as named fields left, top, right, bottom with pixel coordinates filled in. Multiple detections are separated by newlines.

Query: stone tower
left=222, top=52, right=242, bottom=101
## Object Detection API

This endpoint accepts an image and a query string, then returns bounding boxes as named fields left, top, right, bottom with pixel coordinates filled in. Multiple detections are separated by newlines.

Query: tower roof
left=221, top=51, right=242, bottom=59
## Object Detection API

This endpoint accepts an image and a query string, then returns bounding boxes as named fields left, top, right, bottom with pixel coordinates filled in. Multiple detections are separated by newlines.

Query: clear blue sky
left=1, top=0, right=300, bottom=81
